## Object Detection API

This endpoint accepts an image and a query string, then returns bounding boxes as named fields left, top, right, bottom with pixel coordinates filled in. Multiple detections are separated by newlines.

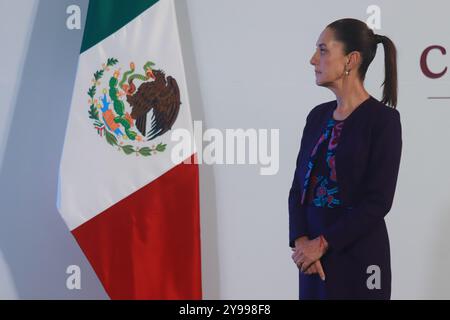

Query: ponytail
left=376, top=34, right=398, bottom=108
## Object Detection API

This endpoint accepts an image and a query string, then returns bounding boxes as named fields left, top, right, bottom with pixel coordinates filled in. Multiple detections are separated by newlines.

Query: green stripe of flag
left=81, top=0, right=159, bottom=53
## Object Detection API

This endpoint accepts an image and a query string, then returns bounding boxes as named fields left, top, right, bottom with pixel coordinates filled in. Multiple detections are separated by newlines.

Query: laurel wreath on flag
left=87, top=57, right=166, bottom=156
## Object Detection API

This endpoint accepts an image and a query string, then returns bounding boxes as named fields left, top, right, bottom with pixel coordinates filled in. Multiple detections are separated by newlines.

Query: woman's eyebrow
left=317, top=43, right=327, bottom=48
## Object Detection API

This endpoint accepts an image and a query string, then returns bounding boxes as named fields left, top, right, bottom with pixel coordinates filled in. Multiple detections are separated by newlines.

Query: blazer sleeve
left=288, top=112, right=313, bottom=248
left=322, top=109, right=403, bottom=252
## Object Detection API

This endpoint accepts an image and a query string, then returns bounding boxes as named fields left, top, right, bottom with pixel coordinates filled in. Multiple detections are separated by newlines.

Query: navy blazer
left=288, top=95, right=402, bottom=251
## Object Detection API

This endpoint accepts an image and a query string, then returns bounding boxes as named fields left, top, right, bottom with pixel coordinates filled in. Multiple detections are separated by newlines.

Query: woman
left=288, top=18, right=402, bottom=299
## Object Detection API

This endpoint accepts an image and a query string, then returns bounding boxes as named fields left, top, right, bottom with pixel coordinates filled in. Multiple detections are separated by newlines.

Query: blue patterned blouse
left=301, top=116, right=345, bottom=208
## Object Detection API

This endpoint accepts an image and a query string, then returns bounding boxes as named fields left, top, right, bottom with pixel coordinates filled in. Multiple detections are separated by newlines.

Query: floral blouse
left=301, top=116, right=344, bottom=208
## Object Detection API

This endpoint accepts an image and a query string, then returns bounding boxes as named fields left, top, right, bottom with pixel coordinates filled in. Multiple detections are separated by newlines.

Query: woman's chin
left=315, top=79, right=331, bottom=88
left=315, top=75, right=323, bottom=84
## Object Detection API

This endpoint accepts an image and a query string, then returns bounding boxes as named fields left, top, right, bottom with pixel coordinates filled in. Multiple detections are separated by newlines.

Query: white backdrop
left=1, top=0, right=449, bottom=299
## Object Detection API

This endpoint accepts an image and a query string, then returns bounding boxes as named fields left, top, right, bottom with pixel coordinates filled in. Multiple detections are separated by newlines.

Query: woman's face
left=310, top=28, right=349, bottom=88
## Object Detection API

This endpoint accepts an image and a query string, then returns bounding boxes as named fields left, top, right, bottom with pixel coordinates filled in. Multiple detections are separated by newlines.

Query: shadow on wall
left=174, top=0, right=221, bottom=299
left=0, top=0, right=107, bottom=299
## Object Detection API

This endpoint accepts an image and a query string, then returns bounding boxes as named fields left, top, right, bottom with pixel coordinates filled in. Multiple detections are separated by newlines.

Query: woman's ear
left=347, top=51, right=361, bottom=70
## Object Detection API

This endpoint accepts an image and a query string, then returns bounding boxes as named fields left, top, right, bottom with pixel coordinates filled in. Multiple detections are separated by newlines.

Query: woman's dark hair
left=327, top=18, right=398, bottom=108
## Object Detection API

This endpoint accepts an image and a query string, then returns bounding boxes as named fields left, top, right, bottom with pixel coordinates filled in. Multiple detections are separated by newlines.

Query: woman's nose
left=310, top=52, right=317, bottom=66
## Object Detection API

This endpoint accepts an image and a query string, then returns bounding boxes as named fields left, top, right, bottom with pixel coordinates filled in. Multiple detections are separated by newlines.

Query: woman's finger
left=298, top=253, right=306, bottom=265
left=315, top=261, right=326, bottom=281
left=305, top=264, right=317, bottom=275
left=300, top=259, right=313, bottom=273
left=292, top=252, right=300, bottom=263
left=297, top=256, right=305, bottom=268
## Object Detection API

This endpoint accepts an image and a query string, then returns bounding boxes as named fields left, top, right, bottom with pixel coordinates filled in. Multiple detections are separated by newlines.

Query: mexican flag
left=57, top=0, right=202, bottom=299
